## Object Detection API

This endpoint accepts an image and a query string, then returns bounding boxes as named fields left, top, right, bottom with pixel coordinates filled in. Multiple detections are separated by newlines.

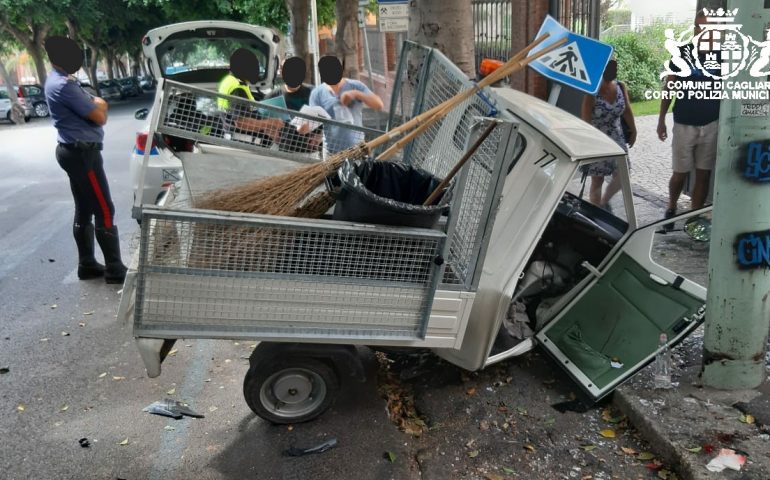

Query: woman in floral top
left=581, top=59, right=637, bottom=211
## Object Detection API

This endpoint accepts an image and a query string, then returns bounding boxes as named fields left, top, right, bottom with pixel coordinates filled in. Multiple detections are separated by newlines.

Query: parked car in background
left=16, top=84, right=48, bottom=117
left=139, top=75, right=156, bottom=91
left=117, top=77, right=142, bottom=97
left=0, top=87, right=31, bottom=122
left=79, top=82, right=98, bottom=97
left=98, top=80, right=124, bottom=101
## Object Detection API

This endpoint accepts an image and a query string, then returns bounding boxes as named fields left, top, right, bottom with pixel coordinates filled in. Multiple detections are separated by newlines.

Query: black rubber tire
left=33, top=102, right=49, bottom=117
left=243, top=355, right=339, bottom=424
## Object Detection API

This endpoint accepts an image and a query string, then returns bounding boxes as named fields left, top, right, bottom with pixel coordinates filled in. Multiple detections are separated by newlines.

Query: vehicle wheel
left=34, top=102, right=49, bottom=117
left=244, top=355, right=339, bottom=424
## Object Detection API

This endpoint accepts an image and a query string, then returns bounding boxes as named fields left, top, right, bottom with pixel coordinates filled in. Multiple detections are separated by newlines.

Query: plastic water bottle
left=652, top=333, right=673, bottom=389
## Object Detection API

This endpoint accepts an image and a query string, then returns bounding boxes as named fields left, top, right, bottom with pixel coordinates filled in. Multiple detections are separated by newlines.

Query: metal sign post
left=310, top=0, right=320, bottom=84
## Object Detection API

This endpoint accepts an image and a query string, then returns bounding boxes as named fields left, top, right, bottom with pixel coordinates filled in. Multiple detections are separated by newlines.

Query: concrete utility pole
left=702, top=0, right=770, bottom=389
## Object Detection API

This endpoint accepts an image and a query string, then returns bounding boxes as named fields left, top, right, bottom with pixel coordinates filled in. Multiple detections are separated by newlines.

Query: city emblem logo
left=660, top=8, right=770, bottom=80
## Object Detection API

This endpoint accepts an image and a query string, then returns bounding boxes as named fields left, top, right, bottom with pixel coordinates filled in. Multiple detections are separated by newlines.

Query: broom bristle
left=196, top=144, right=369, bottom=217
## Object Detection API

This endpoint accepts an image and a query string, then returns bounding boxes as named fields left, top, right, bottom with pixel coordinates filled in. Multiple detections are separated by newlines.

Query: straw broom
left=197, top=35, right=566, bottom=217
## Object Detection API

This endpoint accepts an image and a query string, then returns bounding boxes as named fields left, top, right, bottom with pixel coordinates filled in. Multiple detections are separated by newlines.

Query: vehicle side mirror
left=135, top=108, right=149, bottom=120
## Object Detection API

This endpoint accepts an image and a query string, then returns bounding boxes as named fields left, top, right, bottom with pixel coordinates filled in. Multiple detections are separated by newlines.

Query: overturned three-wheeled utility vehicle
left=119, top=42, right=708, bottom=423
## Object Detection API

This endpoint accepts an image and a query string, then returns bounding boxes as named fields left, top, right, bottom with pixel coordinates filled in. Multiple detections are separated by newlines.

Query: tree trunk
left=409, top=0, right=475, bottom=78
left=286, top=0, right=311, bottom=82
left=116, top=54, right=127, bottom=78
left=0, top=59, right=25, bottom=124
left=335, top=0, right=360, bottom=79
left=106, top=53, right=114, bottom=81
left=87, top=48, right=101, bottom=95
left=132, top=52, right=142, bottom=77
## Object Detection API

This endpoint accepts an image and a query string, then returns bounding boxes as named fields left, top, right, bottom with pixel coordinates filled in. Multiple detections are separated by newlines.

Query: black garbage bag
left=329, top=159, right=452, bottom=229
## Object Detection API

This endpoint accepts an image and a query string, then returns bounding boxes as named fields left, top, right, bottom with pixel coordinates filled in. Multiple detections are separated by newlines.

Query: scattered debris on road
left=78, top=438, right=90, bottom=448
left=143, top=398, right=204, bottom=419
left=283, top=438, right=337, bottom=457
left=706, top=448, right=747, bottom=472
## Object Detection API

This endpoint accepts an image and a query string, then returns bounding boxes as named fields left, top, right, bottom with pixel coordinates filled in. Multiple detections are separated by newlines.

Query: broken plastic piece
left=142, top=398, right=204, bottom=419
left=705, top=448, right=747, bottom=472
left=0, top=366, right=9, bottom=374
left=78, top=438, right=90, bottom=448
left=284, top=438, right=338, bottom=457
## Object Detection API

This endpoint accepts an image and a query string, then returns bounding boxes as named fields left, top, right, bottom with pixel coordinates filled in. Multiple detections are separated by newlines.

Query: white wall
left=629, top=0, right=697, bottom=26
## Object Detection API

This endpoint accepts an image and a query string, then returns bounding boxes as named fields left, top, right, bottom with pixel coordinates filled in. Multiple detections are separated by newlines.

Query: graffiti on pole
left=740, top=140, right=770, bottom=182
left=735, top=230, right=770, bottom=269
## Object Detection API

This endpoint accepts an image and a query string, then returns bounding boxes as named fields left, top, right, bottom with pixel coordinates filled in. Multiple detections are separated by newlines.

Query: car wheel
left=34, top=102, right=49, bottom=117
left=243, top=354, right=339, bottom=424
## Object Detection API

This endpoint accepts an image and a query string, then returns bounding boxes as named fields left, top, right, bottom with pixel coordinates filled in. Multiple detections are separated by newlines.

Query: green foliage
left=605, top=23, right=685, bottom=101
left=605, top=9, right=631, bottom=27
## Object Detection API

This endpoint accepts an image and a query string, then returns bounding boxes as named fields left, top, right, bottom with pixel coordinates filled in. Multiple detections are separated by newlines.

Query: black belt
left=58, top=141, right=103, bottom=151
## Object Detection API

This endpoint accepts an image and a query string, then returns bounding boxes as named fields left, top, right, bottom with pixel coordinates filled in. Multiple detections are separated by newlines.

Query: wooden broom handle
left=375, top=105, right=448, bottom=161
left=365, top=34, right=565, bottom=152
left=423, top=121, right=498, bottom=206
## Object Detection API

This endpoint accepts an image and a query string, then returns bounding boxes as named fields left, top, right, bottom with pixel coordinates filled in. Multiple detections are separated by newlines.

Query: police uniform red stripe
left=87, top=169, right=113, bottom=229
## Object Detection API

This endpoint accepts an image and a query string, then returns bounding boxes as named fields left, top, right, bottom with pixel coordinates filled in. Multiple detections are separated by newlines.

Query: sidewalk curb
left=613, top=387, right=712, bottom=480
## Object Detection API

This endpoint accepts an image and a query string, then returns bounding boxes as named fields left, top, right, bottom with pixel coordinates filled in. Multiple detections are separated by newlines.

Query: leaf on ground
left=580, top=444, right=597, bottom=451
left=685, top=446, right=702, bottom=453
left=543, top=417, right=556, bottom=426
left=468, top=449, right=479, bottom=458
left=16, top=404, right=25, bottom=412
left=164, top=426, right=175, bottom=431
left=524, top=444, right=535, bottom=452
left=621, top=447, right=637, bottom=455
left=112, top=376, right=125, bottom=381
left=658, top=469, right=671, bottom=479
left=60, top=405, right=69, bottom=412
left=83, top=311, right=94, bottom=316
left=638, top=452, right=655, bottom=460
left=98, top=372, right=107, bottom=378
left=739, top=414, right=755, bottom=424
left=516, top=407, right=527, bottom=415
left=118, top=438, right=129, bottom=445
left=644, top=461, right=663, bottom=470
left=208, top=406, right=218, bottom=412
left=484, top=474, right=504, bottom=480
left=466, top=387, right=477, bottom=396
left=599, top=429, right=616, bottom=438
left=479, top=420, right=490, bottom=431
left=502, top=466, right=515, bottom=474
left=166, top=388, right=176, bottom=395
left=168, top=349, right=178, bottom=356
left=385, top=451, right=396, bottom=463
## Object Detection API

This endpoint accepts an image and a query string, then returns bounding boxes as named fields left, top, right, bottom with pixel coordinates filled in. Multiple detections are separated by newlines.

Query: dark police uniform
left=45, top=68, right=126, bottom=283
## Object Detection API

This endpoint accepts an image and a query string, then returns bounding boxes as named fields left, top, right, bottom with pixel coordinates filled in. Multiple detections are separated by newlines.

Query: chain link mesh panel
left=389, top=42, right=512, bottom=289
left=156, top=80, right=385, bottom=162
left=134, top=209, right=445, bottom=340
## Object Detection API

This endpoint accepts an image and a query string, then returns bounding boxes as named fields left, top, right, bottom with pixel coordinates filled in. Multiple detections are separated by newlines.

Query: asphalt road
left=0, top=96, right=415, bottom=480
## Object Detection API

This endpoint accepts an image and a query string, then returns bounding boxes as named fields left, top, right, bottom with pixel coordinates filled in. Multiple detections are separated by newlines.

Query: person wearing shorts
left=657, top=11, right=719, bottom=231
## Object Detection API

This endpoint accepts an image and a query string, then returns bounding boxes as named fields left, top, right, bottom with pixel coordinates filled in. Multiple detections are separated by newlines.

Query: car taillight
left=135, top=132, right=156, bottom=152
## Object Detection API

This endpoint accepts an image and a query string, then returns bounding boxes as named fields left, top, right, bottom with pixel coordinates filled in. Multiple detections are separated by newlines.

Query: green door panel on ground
left=544, top=253, right=703, bottom=389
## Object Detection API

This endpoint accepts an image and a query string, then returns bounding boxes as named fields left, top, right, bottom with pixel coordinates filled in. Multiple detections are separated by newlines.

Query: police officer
left=218, top=48, right=283, bottom=144
left=44, top=36, right=127, bottom=284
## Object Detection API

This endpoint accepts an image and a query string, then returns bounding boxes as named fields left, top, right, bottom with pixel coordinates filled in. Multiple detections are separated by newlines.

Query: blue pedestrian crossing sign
left=528, top=15, right=613, bottom=95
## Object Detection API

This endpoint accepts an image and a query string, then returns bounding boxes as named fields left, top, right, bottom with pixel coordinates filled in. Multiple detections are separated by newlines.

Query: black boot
left=73, top=223, right=104, bottom=279
left=95, top=226, right=127, bottom=284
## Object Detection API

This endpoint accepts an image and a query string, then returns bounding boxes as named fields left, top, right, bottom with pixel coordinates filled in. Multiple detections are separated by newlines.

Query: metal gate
left=471, top=0, right=513, bottom=73
left=549, top=0, right=601, bottom=38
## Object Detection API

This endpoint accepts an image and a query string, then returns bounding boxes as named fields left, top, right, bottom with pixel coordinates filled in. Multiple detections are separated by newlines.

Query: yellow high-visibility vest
left=217, top=73, right=254, bottom=110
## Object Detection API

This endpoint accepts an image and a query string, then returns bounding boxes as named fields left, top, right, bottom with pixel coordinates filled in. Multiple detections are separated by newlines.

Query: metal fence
left=550, top=0, right=601, bottom=38
left=154, top=80, right=385, bottom=162
left=472, top=0, right=513, bottom=73
left=135, top=207, right=445, bottom=340
left=388, top=41, right=516, bottom=290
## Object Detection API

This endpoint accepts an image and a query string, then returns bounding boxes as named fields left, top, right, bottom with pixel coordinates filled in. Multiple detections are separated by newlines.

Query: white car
left=131, top=20, right=284, bottom=208
left=0, top=88, right=31, bottom=123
